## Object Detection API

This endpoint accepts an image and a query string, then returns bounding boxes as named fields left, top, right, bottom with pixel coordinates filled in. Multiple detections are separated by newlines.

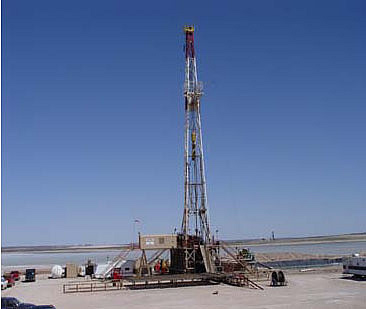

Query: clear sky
left=2, top=0, right=365, bottom=246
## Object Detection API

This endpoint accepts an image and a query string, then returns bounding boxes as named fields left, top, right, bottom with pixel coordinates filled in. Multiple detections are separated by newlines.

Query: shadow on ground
left=340, top=275, right=366, bottom=282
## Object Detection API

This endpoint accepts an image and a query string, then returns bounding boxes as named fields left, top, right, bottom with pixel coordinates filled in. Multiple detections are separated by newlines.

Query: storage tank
left=51, top=265, right=63, bottom=279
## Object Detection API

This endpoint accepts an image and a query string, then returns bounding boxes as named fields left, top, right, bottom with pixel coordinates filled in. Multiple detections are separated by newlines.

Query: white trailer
left=343, top=254, right=366, bottom=277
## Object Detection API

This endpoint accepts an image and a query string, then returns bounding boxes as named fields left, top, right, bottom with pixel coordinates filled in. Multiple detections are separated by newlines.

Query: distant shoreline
left=2, top=232, right=365, bottom=254
left=226, top=232, right=366, bottom=247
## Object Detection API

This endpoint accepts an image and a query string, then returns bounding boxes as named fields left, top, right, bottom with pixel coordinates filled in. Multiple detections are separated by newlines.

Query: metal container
left=25, top=268, right=36, bottom=282
left=139, top=234, right=177, bottom=250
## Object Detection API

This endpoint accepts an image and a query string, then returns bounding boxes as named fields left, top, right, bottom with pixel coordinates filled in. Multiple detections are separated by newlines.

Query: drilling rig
left=170, top=25, right=217, bottom=274
left=104, top=25, right=218, bottom=278
left=133, top=27, right=267, bottom=286
left=80, top=26, right=272, bottom=290
left=182, top=26, right=211, bottom=245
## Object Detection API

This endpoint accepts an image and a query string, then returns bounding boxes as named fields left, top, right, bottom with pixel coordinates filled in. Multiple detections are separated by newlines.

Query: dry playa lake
left=2, top=269, right=366, bottom=309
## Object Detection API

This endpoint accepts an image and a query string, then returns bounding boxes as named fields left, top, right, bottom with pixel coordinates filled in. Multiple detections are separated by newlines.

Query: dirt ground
left=2, top=271, right=365, bottom=309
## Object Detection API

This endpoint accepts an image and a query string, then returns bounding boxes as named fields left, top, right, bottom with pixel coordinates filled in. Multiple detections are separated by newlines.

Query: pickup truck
left=10, top=271, right=21, bottom=281
left=3, top=274, right=16, bottom=287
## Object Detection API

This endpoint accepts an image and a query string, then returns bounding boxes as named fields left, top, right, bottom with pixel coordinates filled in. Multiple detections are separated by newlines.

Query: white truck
left=1, top=276, right=8, bottom=290
left=343, top=254, right=366, bottom=277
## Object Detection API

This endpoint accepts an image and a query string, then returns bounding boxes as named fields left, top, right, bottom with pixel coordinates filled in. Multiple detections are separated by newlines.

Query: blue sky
left=2, top=0, right=365, bottom=246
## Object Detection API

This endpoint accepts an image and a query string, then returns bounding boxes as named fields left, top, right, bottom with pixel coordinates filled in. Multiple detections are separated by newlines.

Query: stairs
left=100, top=248, right=132, bottom=278
left=200, top=245, right=215, bottom=273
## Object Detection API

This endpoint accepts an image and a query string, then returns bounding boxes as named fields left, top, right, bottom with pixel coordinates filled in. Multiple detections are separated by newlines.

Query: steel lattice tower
left=181, top=26, right=211, bottom=246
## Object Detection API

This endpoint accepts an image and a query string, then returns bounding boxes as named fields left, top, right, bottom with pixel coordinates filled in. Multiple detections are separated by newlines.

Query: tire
left=278, top=271, right=285, bottom=285
left=271, top=271, right=278, bottom=286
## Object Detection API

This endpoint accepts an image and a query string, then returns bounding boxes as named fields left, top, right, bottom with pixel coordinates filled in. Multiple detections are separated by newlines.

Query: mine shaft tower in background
left=170, top=25, right=214, bottom=273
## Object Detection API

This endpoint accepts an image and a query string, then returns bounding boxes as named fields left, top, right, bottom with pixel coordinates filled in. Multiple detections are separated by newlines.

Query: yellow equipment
left=184, top=25, right=194, bottom=33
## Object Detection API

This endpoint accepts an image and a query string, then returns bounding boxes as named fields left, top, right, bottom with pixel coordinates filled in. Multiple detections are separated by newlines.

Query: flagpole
left=132, top=220, right=136, bottom=249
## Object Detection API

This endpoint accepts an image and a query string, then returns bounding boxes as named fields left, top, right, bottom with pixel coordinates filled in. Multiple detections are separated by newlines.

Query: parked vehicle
left=25, top=269, right=36, bottom=282
left=10, top=271, right=21, bottom=281
left=343, top=254, right=366, bottom=277
left=1, top=277, right=8, bottom=290
left=18, top=304, right=36, bottom=309
left=4, top=274, right=16, bottom=287
left=2, top=297, right=20, bottom=308
left=1, top=297, right=35, bottom=308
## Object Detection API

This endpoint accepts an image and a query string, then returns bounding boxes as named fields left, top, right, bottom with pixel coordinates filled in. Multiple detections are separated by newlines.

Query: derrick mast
left=182, top=25, right=211, bottom=245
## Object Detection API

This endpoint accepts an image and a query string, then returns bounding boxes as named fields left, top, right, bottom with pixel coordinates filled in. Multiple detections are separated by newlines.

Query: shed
left=65, top=263, right=78, bottom=278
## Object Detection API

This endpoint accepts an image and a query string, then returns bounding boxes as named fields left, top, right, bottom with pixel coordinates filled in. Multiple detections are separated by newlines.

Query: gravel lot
left=2, top=271, right=365, bottom=309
